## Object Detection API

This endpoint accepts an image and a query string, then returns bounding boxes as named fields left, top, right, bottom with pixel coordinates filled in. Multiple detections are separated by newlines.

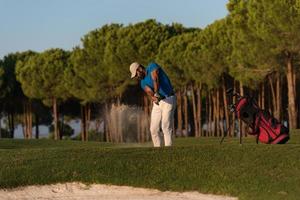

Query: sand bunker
left=0, top=182, right=237, bottom=200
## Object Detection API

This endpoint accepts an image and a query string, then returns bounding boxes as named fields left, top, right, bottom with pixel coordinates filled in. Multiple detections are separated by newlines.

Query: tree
left=16, top=49, right=70, bottom=140
left=65, top=47, right=109, bottom=141
left=227, top=0, right=280, bottom=137
left=246, top=0, right=300, bottom=128
left=226, top=0, right=270, bottom=88
left=227, top=0, right=300, bottom=128
left=1, top=51, right=36, bottom=138
left=65, top=24, right=122, bottom=141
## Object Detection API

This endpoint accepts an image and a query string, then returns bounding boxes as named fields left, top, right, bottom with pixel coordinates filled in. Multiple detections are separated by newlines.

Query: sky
left=0, top=0, right=228, bottom=59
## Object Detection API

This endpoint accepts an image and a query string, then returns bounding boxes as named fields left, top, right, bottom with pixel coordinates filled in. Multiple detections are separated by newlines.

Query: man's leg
left=150, top=103, right=162, bottom=147
left=161, top=96, right=176, bottom=146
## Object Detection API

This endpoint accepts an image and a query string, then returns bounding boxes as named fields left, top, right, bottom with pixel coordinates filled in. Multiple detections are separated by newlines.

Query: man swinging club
left=130, top=62, right=176, bottom=147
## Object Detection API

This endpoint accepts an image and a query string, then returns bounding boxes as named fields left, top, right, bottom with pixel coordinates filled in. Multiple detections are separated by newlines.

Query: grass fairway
left=0, top=132, right=300, bottom=200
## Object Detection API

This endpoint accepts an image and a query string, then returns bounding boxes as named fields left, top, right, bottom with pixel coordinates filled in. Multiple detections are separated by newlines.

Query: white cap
left=129, top=62, right=140, bottom=78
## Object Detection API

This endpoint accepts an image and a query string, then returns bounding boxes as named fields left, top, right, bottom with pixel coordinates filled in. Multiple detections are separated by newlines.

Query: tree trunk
left=81, top=105, right=87, bottom=141
left=29, top=104, right=31, bottom=139
left=276, top=72, right=282, bottom=121
left=177, top=91, right=183, bottom=137
left=8, top=112, right=14, bottom=138
left=239, top=82, right=244, bottom=142
left=61, top=114, right=64, bottom=140
left=219, top=88, right=225, bottom=137
left=191, top=84, right=198, bottom=137
left=231, top=82, right=237, bottom=137
left=35, top=113, right=39, bottom=139
left=258, top=87, right=261, bottom=108
left=53, top=97, right=60, bottom=140
left=8, top=113, right=11, bottom=138
left=212, top=90, right=217, bottom=137
left=104, top=103, right=110, bottom=142
left=222, top=77, right=230, bottom=137
left=261, top=83, right=265, bottom=110
left=87, top=103, right=91, bottom=141
left=220, top=100, right=225, bottom=137
left=183, top=86, right=188, bottom=136
left=205, top=91, right=209, bottom=137
left=23, top=102, right=31, bottom=139
left=206, top=91, right=210, bottom=136
left=26, top=103, right=30, bottom=139
left=208, top=90, right=212, bottom=137
left=22, top=103, right=26, bottom=138
left=211, top=90, right=215, bottom=136
left=216, top=89, right=221, bottom=137
left=267, top=72, right=281, bottom=122
left=29, top=103, right=32, bottom=139
left=268, top=74, right=276, bottom=116
left=81, top=103, right=91, bottom=141
left=197, top=83, right=202, bottom=137
left=258, top=84, right=262, bottom=108
left=86, top=103, right=91, bottom=141
left=286, top=53, right=297, bottom=129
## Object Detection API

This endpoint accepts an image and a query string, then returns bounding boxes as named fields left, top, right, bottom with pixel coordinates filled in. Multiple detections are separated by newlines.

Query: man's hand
left=151, top=96, right=159, bottom=104
left=144, top=86, right=161, bottom=104
left=153, top=92, right=164, bottom=105
left=154, top=92, right=161, bottom=99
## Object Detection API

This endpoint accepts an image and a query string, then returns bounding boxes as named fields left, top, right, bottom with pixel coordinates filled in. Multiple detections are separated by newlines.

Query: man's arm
left=151, top=69, right=159, bottom=94
left=144, top=85, right=158, bottom=103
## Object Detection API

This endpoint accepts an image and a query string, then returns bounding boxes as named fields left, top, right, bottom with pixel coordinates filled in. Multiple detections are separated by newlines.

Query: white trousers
left=150, top=95, right=176, bottom=147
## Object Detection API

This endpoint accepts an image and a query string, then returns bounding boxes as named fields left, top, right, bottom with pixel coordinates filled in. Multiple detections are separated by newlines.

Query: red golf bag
left=227, top=89, right=289, bottom=144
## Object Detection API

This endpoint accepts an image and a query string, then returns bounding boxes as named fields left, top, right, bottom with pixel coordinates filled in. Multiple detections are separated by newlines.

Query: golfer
left=130, top=62, right=176, bottom=147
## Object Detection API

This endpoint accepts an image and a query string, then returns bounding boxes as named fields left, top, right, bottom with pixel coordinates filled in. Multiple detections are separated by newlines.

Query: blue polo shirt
left=140, top=62, right=174, bottom=97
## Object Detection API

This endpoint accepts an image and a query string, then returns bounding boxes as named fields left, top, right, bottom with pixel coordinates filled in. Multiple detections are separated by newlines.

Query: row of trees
left=0, top=0, right=299, bottom=141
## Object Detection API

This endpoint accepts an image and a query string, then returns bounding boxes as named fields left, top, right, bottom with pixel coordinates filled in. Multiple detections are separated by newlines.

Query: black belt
left=165, top=92, right=175, bottom=98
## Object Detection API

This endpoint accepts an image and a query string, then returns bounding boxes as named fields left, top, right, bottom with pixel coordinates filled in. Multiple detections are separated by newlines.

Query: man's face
left=135, top=66, right=145, bottom=80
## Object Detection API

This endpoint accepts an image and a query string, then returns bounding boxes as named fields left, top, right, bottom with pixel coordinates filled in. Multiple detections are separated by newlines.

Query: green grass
left=0, top=132, right=300, bottom=200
